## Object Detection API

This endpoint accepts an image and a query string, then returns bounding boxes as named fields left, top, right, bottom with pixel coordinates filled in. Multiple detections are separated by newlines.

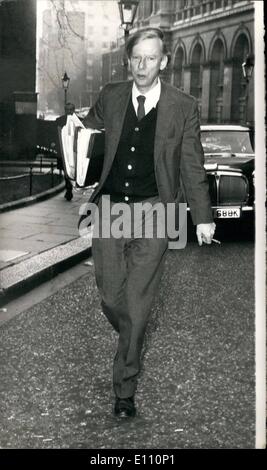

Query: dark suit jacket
left=55, top=115, right=67, bottom=171
left=83, top=80, right=213, bottom=225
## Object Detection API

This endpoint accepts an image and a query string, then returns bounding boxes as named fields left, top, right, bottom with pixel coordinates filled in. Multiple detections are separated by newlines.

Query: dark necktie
left=137, top=95, right=146, bottom=121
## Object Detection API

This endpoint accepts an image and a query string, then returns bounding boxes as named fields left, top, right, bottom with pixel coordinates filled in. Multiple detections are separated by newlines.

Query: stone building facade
left=102, top=0, right=254, bottom=126
left=0, top=0, right=37, bottom=158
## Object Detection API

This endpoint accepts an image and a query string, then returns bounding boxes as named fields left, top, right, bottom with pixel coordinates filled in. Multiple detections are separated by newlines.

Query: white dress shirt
left=132, top=79, right=161, bottom=117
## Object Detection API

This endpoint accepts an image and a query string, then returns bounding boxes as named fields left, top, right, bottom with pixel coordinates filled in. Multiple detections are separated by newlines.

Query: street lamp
left=242, top=54, right=254, bottom=125
left=61, top=71, right=70, bottom=107
left=117, top=0, right=139, bottom=80
left=242, top=53, right=255, bottom=82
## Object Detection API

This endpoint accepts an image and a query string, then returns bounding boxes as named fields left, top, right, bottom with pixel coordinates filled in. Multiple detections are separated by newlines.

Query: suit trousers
left=92, top=195, right=168, bottom=398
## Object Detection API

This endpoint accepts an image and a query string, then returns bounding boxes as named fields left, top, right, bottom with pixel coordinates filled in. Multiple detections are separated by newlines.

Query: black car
left=201, top=125, right=254, bottom=220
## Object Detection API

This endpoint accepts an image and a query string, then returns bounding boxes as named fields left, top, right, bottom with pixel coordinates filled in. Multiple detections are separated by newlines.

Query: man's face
left=129, top=37, right=168, bottom=93
left=65, top=105, right=75, bottom=115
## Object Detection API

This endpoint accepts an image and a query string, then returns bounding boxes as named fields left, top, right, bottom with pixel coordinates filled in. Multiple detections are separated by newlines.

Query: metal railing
left=0, top=162, right=57, bottom=197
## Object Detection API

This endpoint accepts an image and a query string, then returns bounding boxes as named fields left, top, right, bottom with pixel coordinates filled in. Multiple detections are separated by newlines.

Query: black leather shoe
left=114, top=396, right=136, bottom=418
left=64, top=191, right=73, bottom=201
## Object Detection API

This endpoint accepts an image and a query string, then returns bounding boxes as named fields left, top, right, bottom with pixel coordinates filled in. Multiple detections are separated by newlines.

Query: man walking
left=82, top=28, right=215, bottom=418
left=56, top=102, right=75, bottom=201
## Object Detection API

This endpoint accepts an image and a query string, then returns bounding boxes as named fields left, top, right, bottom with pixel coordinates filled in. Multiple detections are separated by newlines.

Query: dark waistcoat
left=101, top=98, right=158, bottom=203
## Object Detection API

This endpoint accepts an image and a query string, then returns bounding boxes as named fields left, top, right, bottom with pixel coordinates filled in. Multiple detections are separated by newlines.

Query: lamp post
left=61, top=71, right=70, bottom=107
left=242, top=54, right=254, bottom=125
left=117, top=0, right=139, bottom=80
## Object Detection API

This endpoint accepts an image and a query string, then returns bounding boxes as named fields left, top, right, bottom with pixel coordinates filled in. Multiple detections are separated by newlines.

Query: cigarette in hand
left=212, top=238, right=221, bottom=245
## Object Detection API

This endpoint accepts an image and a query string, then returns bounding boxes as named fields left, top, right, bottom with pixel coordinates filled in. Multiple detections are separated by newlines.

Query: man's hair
left=65, top=102, right=75, bottom=110
left=125, top=27, right=169, bottom=59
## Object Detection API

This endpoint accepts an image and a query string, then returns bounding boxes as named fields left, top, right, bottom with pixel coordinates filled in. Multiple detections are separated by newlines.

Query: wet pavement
left=0, top=188, right=93, bottom=305
left=0, top=189, right=91, bottom=270
left=0, top=240, right=255, bottom=449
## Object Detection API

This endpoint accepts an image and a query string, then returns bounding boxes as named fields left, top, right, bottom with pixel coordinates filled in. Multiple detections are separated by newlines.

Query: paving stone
left=0, top=192, right=86, bottom=271
left=0, top=249, right=29, bottom=262
left=21, top=233, right=76, bottom=244
left=0, top=234, right=92, bottom=291
left=0, top=228, right=43, bottom=240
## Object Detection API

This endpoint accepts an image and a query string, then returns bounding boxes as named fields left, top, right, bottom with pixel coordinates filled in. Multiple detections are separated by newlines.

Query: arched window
left=173, top=46, right=184, bottom=90
left=136, top=0, right=145, bottom=20
left=190, top=43, right=203, bottom=104
left=209, top=38, right=224, bottom=122
left=144, top=0, right=153, bottom=17
left=154, top=0, right=160, bottom=12
left=231, top=33, right=249, bottom=123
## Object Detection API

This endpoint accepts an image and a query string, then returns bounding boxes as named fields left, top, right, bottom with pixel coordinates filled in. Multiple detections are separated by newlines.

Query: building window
left=154, top=0, right=160, bottom=12
left=215, top=0, right=223, bottom=9
left=173, top=47, right=184, bottom=90
left=144, top=0, right=153, bottom=17
left=103, top=26, right=109, bottom=36
left=231, top=33, right=249, bottom=123
left=194, top=2, right=201, bottom=15
left=137, top=0, right=145, bottom=20
left=190, top=43, right=204, bottom=115
left=209, top=39, right=225, bottom=123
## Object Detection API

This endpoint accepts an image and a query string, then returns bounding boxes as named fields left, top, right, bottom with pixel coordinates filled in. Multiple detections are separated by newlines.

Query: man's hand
left=196, top=222, right=216, bottom=246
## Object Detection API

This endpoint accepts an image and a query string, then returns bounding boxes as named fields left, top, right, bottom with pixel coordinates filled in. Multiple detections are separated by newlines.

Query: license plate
left=215, top=208, right=241, bottom=218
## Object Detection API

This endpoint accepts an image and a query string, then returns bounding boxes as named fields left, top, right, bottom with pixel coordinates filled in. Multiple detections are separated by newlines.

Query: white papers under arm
left=61, top=119, right=76, bottom=180
left=60, top=114, right=85, bottom=181
left=67, top=113, right=85, bottom=129
left=60, top=113, right=101, bottom=187
left=76, top=128, right=101, bottom=187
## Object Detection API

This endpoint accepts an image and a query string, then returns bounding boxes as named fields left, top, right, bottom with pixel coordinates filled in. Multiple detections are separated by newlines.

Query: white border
left=255, top=0, right=266, bottom=450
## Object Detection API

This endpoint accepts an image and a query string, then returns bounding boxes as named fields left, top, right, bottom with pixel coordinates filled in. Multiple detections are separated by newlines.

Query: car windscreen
left=201, top=131, right=254, bottom=155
